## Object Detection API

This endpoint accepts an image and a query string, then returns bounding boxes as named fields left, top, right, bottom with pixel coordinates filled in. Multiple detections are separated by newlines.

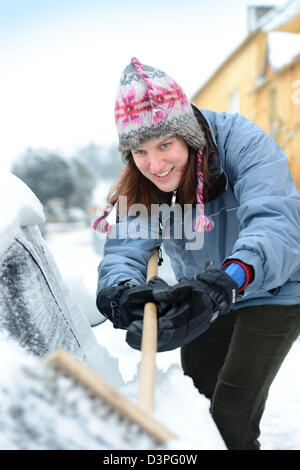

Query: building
left=192, top=2, right=300, bottom=189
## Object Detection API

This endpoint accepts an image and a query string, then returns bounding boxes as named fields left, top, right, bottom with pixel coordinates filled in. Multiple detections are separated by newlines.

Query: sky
left=0, top=0, right=289, bottom=171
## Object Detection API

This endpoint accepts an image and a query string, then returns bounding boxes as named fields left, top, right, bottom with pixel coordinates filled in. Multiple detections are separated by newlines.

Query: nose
left=148, top=152, right=165, bottom=174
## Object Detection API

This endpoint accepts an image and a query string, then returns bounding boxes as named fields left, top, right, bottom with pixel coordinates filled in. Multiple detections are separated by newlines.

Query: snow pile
left=0, top=173, right=45, bottom=257
left=268, top=31, right=300, bottom=71
left=120, top=363, right=226, bottom=450
left=0, top=333, right=156, bottom=450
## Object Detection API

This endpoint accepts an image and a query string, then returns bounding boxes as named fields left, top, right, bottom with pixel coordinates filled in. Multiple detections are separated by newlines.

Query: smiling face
left=131, top=136, right=189, bottom=192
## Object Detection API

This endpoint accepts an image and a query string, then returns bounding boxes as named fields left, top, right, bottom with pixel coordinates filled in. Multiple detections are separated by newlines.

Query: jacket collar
left=192, top=105, right=227, bottom=203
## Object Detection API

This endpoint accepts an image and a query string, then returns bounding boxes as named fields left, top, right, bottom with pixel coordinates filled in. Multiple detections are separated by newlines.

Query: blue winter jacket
left=97, top=108, right=300, bottom=309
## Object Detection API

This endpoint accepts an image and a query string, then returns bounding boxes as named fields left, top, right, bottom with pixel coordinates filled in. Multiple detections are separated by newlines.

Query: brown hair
left=109, top=145, right=210, bottom=213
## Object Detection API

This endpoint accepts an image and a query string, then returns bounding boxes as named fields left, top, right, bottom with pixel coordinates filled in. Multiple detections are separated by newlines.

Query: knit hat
left=116, top=57, right=206, bottom=161
left=93, top=57, right=213, bottom=234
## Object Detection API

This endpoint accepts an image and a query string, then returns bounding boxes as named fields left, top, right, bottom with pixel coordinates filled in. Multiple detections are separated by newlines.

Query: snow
left=0, top=172, right=45, bottom=258
left=262, top=1, right=300, bottom=33
left=268, top=31, right=300, bottom=71
left=260, top=340, right=300, bottom=450
left=0, top=173, right=299, bottom=450
left=0, top=317, right=224, bottom=450
left=0, top=332, right=160, bottom=450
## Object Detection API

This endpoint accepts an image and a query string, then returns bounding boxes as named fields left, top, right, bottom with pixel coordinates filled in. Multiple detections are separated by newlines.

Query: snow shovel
left=44, top=249, right=177, bottom=446
left=138, top=247, right=160, bottom=413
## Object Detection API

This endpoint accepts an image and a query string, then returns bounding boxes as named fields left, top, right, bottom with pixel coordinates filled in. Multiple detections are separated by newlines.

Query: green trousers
left=181, top=304, right=300, bottom=450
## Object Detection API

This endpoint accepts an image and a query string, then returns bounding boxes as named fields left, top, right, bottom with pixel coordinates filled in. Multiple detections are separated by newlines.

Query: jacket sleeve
left=221, top=112, right=300, bottom=294
left=96, top=215, right=162, bottom=295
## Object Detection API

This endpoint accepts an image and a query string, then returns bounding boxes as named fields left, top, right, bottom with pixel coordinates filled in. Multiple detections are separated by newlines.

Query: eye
left=160, top=141, right=172, bottom=150
left=132, top=149, right=146, bottom=156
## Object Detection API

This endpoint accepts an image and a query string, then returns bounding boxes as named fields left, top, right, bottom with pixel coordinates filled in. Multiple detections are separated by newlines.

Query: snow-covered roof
left=268, top=31, right=300, bottom=71
left=0, top=173, right=45, bottom=257
left=261, top=0, right=300, bottom=32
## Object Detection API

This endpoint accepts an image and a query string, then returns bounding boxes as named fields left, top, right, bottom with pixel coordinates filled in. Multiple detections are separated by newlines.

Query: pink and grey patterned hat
left=115, top=57, right=206, bottom=160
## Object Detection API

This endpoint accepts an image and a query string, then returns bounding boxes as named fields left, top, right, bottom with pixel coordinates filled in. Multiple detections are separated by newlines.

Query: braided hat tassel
left=193, top=149, right=214, bottom=232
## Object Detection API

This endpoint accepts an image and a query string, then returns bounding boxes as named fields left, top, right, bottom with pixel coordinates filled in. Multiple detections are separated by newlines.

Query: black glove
left=126, top=269, right=239, bottom=352
left=96, top=277, right=170, bottom=330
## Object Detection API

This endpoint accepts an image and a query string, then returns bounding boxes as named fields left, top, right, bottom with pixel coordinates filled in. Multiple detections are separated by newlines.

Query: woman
left=94, top=57, right=300, bottom=450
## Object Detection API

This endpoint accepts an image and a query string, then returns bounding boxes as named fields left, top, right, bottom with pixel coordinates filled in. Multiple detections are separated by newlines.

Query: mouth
left=153, top=167, right=174, bottom=180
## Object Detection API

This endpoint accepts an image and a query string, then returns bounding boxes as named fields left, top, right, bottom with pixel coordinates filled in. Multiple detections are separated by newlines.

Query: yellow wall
left=271, top=11, right=300, bottom=189
left=254, top=58, right=300, bottom=189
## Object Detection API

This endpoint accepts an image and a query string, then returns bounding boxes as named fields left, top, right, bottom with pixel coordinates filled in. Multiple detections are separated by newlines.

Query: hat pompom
left=193, top=206, right=214, bottom=232
left=93, top=198, right=117, bottom=233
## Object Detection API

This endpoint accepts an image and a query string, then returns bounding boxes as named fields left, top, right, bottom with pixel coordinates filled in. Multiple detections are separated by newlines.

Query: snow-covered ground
left=46, top=225, right=300, bottom=451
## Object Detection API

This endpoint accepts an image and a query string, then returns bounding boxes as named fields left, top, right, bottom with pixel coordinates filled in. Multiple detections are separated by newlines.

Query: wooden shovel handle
left=138, top=248, right=159, bottom=413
